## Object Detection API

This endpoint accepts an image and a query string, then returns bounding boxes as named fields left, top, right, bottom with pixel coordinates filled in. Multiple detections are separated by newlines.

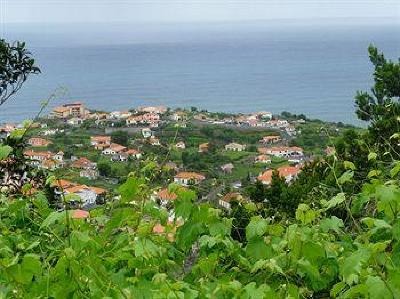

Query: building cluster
left=2, top=101, right=324, bottom=221
left=90, top=136, right=142, bottom=162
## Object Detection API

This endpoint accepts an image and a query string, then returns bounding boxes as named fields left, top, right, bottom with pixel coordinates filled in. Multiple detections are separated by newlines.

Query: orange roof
left=64, top=185, right=86, bottom=194
left=52, top=179, right=76, bottom=189
left=24, top=150, right=53, bottom=158
left=109, top=143, right=127, bottom=152
left=157, top=188, right=178, bottom=201
left=278, top=166, right=301, bottom=177
left=88, top=186, right=107, bottom=195
left=28, top=137, right=52, bottom=146
left=126, top=149, right=141, bottom=155
left=222, top=192, right=241, bottom=203
left=53, top=106, right=69, bottom=113
left=256, top=154, right=271, bottom=161
left=257, top=166, right=301, bottom=183
left=289, top=146, right=304, bottom=152
left=91, top=136, right=111, bottom=142
left=175, top=172, right=205, bottom=180
left=64, top=184, right=106, bottom=195
left=257, top=170, right=273, bottom=183
left=71, top=157, right=94, bottom=168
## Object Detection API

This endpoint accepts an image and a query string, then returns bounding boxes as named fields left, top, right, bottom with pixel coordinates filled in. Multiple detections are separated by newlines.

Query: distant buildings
left=175, top=141, right=186, bottom=149
left=24, top=150, right=64, bottom=169
left=259, top=135, right=281, bottom=144
left=257, top=165, right=302, bottom=185
left=174, top=172, right=205, bottom=186
left=52, top=102, right=87, bottom=119
left=260, top=146, right=304, bottom=158
left=27, top=137, right=52, bottom=147
left=137, top=105, right=167, bottom=114
left=225, top=143, right=246, bottom=152
left=221, top=163, right=234, bottom=174
left=198, top=143, right=209, bottom=153
left=255, top=154, right=272, bottom=164
left=90, top=136, right=111, bottom=150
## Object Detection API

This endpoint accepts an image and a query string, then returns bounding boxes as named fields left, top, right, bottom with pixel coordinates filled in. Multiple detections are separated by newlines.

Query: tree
left=246, top=180, right=266, bottom=203
left=0, top=40, right=40, bottom=106
left=355, top=45, right=400, bottom=155
left=98, top=161, right=111, bottom=177
left=111, top=130, right=129, bottom=146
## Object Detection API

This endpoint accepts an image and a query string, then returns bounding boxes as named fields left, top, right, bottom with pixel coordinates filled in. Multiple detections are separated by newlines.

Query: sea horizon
left=0, top=19, right=399, bottom=125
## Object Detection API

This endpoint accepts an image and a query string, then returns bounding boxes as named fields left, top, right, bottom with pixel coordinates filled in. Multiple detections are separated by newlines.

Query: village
left=0, top=101, right=347, bottom=216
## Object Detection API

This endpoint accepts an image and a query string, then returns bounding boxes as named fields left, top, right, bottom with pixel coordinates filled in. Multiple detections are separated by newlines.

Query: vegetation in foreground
left=0, top=40, right=400, bottom=298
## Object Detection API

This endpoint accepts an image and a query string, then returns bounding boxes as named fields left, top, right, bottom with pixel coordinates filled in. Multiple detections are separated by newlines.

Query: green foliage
left=355, top=45, right=400, bottom=157
left=0, top=39, right=40, bottom=106
left=111, top=130, right=129, bottom=146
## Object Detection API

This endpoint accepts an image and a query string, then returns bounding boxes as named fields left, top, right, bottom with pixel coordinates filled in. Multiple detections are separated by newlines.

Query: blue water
left=1, top=21, right=399, bottom=124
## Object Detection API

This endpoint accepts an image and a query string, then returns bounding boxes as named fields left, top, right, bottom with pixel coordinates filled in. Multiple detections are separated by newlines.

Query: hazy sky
left=1, top=0, right=399, bottom=24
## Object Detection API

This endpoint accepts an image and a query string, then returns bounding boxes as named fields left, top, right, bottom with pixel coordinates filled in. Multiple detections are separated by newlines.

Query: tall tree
left=355, top=45, right=400, bottom=155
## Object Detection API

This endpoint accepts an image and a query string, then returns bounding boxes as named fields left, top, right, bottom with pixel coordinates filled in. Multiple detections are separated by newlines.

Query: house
left=27, top=137, right=52, bottom=147
left=149, top=137, right=161, bottom=146
left=52, top=102, right=87, bottom=119
left=41, top=159, right=63, bottom=170
left=325, top=146, right=335, bottom=156
left=102, top=143, right=127, bottom=155
left=164, top=162, right=178, bottom=171
left=137, top=105, right=167, bottom=114
left=198, top=143, right=209, bottom=153
left=24, top=150, right=64, bottom=169
left=67, top=118, right=83, bottom=126
left=175, top=142, right=186, bottom=149
left=90, top=136, right=111, bottom=150
left=63, top=185, right=106, bottom=208
left=53, top=151, right=64, bottom=162
left=263, top=146, right=304, bottom=158
left=155, top=188, right=178, bottom=208
left=219, top=192, right=243, bottom=211
left=88, top=112, right=109, bottom=120
left=71, top=157, right=97, bottom=169
left=79, top=169, right=99, bottom=180
left=257, top=111, right=273, bottom=120
left=109, top=111, right=132, bottom=119
left=221, top=163, right=234, bottom=174
left=126, top=113, right=160, bottom=126
left=126, top=149, right=142, bottom=159
left=266, top=119, right=289, bottom=129
left=194, top=113, right=208, bottom=121
left=174, top=172, right=205, bottom=186
left=257, top=165, right=301, bottom=185
left=285, top=126, right=297, bottom=136
left=225, top=143, right=246, bottom=152
left=142, top=128, right=153, bottom=138
left=255, top=154, right=272, bottom=164
left=42, top=129, right=63, bottom=136
left=260, top=136, right=281, bottom=144
left=24, top=150, right=53, bottom=162
left=171, top=111, right=187, bottom=121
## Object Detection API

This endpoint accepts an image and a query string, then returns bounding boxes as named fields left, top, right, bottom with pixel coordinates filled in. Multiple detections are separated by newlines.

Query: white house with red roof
left=174, top=172, right=206, bottom=186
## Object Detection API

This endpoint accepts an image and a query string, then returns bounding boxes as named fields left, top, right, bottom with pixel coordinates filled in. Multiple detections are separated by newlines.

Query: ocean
left=0, top=20, right=399, bottom=124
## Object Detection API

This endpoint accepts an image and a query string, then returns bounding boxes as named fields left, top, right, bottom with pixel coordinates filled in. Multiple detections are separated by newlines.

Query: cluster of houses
left=90, top=136, right=142, bottom=161
left=194, top=111, right=299, bottom=136
left=2, top=102, right=314, bottom=221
